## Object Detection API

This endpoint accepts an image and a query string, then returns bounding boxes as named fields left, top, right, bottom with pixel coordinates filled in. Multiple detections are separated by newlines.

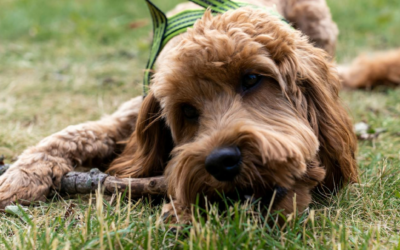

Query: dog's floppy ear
left=293, top=46, right=358, bottom=192
left=252, top=11, right=358, bottom=191
left=107, top=91, right=174, bottom=178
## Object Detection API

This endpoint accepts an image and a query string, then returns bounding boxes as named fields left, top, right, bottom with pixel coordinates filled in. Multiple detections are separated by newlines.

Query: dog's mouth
left=203, top=158, right=291, bottom=207
left=209, top=185, right=288, bottom=210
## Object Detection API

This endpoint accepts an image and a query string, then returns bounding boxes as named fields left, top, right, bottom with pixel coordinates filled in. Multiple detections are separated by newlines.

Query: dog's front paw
left=161, top=202, right=192, bottom=226
left=0, top=155, right=72, bottom=211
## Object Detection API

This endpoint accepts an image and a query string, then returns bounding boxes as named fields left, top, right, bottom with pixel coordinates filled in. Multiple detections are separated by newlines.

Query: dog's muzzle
left=205, top=146, right=241, bottom=181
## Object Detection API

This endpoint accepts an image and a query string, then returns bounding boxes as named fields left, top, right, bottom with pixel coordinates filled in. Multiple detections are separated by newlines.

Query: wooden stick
left=0, top=164, right=10, bottom=176
left=61, top=168, right=167, bottom=196
left=0, top=155, right=10, bottom=175
left=0, top=164, right=167, bottom=196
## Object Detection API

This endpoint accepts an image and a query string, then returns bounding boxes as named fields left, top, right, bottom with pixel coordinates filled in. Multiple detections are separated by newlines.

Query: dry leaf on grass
left=129, top=19, right=149, bottom=29
left=354, top=122, right=386, bottom=140
left=63, top=202, right=77, bottom=220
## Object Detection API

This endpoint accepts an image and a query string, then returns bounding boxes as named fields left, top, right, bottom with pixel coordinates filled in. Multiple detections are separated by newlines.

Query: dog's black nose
left=205, top=146, right=241, bottom=181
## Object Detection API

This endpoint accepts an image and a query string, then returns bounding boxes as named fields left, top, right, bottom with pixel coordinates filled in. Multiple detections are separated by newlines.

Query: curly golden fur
left=107, top=6, right=357, bottom=221
left=0, top=0, right=359, bottom=222
left=339, top=49, right=400, bottom=89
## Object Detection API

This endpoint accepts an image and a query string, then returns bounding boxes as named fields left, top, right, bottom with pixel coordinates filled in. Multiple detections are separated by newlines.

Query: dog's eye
left=242, top=74, right=262, bottom=91
left=182, top=104, right=199, bottom=120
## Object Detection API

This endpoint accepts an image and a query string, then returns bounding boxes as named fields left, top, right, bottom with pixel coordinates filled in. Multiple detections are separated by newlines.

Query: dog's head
left=110, top=8, right=357, bottom=211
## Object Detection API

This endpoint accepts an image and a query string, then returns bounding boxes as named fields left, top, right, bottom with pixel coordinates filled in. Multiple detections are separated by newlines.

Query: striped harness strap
left=143, top=0, right=288, bottom=95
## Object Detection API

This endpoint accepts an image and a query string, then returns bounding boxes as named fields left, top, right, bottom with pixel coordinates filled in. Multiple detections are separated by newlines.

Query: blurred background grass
left=1, top=0, right=399, bottom=56
left=1, top=0, right=400, bottom=248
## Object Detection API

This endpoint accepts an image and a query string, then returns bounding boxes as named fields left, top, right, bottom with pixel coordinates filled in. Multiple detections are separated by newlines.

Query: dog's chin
left=198, top=163, right=293, bottom=207
left=201, top=182, right=289, bottom=212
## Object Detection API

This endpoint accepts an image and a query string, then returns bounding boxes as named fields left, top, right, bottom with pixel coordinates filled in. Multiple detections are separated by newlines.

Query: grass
left=1, top=0, right=400, bottom=249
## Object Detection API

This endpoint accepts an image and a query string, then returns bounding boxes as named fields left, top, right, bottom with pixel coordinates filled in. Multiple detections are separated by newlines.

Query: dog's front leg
left=0, top=96, right=143, bottom=210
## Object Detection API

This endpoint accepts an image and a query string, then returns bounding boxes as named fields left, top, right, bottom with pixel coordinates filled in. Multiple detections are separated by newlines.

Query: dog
left=0, top=0, right=359, bottom=223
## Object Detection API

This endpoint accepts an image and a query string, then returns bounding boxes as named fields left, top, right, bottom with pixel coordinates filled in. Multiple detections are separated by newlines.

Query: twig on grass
left=0, top=155, right=10, bottom=175
left=0, top=163, right=167, bottom=196
left=61, top=168, right=167, bottom=196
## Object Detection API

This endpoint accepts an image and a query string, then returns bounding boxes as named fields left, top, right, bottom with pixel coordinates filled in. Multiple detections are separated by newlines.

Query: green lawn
left=1, top=0, right=400, bottom=249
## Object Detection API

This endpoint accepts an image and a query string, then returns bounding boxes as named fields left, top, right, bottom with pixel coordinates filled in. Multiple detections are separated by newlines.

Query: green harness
left=143, top=0, right=288, bottom=95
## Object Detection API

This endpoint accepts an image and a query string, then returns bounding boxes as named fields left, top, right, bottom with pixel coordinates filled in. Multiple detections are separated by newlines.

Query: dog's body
left=0, top=0, right=358, bottom=222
